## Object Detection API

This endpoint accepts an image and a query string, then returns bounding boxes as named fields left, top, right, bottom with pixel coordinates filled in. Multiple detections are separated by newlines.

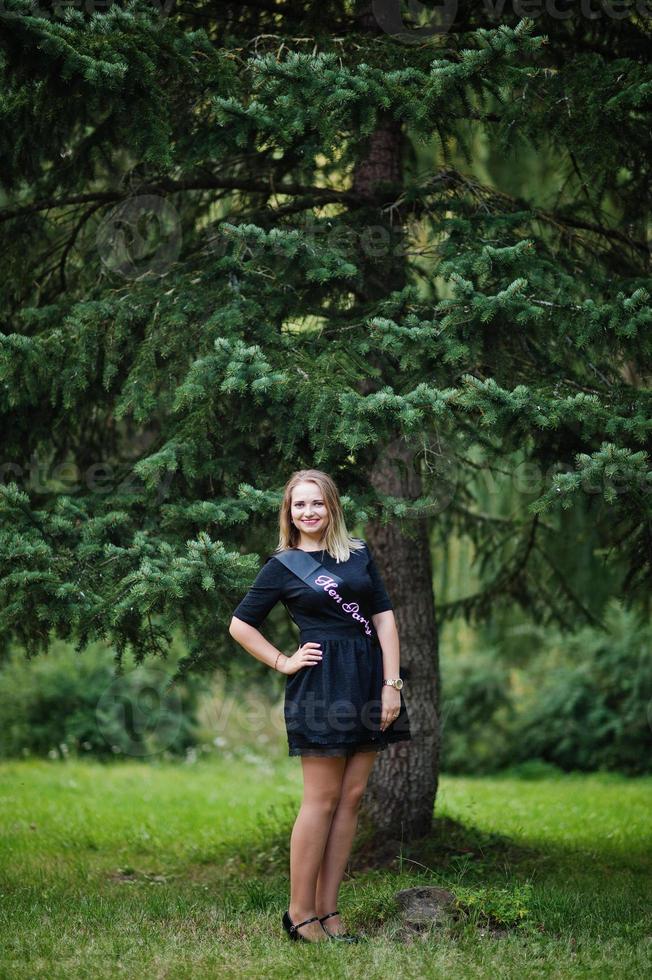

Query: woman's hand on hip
left=279, top=642, right=323, bottom=675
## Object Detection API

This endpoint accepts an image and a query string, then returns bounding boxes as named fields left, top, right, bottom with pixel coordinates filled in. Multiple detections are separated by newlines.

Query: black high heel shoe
left=282, top=910, right=326, bottom=942
left=318, top=910, right=361, bottom=942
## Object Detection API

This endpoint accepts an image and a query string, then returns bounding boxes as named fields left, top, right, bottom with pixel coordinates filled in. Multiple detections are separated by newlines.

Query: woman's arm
left=372, top=609, right=401, bottom=680
left=372, top=610, right=402, bottom=732
left=229, top=616, right=289, bottom=673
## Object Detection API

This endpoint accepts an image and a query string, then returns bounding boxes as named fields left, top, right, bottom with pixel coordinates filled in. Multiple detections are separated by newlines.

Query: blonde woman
left=229, top=468, right=411, bottom=943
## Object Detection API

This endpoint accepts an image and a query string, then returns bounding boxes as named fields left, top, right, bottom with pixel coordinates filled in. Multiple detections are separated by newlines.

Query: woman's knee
left=302, top=792, right=341, bottom=814
left=337, top=782, right=367, bottom=810
left=300, top=757, right=346, bottom=812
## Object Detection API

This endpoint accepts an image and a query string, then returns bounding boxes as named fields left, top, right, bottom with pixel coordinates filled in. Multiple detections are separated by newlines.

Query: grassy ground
left=0, top=755, right=650, bottom=978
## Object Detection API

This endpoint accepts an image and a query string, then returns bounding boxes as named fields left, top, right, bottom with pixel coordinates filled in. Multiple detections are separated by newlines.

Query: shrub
left=513, top=601, right=652, bottom=775
left=439, top=600, right=652, bottom=776
left=439, top=654, right=516, bottom=774
left=0, top=638, right=203, bottom=761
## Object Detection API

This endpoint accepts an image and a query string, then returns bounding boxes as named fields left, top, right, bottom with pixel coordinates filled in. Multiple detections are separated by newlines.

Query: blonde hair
left=273, top=468, right=365, bottom=563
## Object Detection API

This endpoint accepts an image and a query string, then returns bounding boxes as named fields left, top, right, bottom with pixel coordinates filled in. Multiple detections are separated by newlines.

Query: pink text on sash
left=313, top=574, right=374, bottom=637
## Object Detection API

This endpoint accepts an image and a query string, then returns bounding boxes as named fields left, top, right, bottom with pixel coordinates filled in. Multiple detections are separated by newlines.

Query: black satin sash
left=272, top=548, right=377, bottom=639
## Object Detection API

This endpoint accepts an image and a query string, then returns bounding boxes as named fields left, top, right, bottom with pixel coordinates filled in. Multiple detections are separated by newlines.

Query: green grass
left=1, top=756, right=651, bottom=978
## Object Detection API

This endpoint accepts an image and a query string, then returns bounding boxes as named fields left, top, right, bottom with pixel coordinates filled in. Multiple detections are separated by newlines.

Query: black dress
left=232, top=540, right=411, bottom=757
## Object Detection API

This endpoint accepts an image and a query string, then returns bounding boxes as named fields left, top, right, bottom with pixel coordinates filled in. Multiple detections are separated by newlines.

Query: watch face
left=395, top=679, right=404, bottom=690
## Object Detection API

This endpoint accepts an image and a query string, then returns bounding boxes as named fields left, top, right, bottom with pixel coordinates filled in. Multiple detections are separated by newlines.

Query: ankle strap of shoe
left=291, top=914, right=320, bottom=932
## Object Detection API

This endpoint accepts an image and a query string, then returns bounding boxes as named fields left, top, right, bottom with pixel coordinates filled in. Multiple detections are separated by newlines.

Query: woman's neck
left=296, top=536, right=327, bottom=552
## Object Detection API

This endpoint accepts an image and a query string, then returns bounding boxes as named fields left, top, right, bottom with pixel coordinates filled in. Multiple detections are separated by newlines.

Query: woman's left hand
left=380, top=685, right=401, bottom=732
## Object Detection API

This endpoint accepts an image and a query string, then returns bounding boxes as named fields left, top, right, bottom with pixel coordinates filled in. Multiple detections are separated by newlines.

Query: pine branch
left=58, top=201, right=106, bottom=292
left=0, top=177, right=361, bottom=224
left=416, top=168, right=649, bottom=257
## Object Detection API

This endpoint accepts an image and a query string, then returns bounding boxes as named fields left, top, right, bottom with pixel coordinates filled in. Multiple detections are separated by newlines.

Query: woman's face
left=290, top=482, right=329, bottom=535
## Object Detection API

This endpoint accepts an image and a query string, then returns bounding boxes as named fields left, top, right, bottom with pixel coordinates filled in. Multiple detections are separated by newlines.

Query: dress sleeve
left=231, top=556, right=285, bottom=628
left=365, top=542, right=394, bottom=614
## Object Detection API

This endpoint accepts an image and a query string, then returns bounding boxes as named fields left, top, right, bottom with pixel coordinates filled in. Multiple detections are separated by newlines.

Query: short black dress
left=232, top=540, right=411, bottom=757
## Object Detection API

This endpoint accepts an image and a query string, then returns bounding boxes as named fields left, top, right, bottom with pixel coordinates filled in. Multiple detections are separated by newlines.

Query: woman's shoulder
left=250, top=552, right=292, bottom=581
left=263, top=551, right=291, bottom=566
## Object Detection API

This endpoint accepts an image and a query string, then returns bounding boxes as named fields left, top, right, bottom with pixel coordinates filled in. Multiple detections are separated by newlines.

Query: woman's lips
left=302, top=519, right=319, bottom=524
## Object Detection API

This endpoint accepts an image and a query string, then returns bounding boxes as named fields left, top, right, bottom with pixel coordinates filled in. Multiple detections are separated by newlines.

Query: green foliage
left=0, top=638, right=203, bottom=760
left=452, top=881, right=534, bottom=929
left=440, top=601, right=652, bottom=775
left=440, top=654, right=515, bottom=774
left=514, top=601, right=652, bottom=775
left=497, top=758, right=564, bottom=780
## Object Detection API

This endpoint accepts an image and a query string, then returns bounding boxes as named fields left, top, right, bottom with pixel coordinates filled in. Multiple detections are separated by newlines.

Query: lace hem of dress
left=288, top=740, right=386, bottom=758
left=288, top=732, right=411, bottom=758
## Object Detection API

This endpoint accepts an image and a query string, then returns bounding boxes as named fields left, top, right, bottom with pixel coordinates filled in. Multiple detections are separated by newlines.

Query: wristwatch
left=383, top=678, right=404, bottom=690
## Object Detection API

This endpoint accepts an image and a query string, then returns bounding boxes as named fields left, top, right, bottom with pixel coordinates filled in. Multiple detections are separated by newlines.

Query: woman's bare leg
left=288, top=755, right=346, bottom=941
left=315, top=750, right=378, bottom=934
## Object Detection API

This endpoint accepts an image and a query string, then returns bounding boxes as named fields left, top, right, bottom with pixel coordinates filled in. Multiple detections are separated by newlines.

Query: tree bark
left=364, top=438, right=441, bottom=839
left=349, top=4, right=440, bottom=840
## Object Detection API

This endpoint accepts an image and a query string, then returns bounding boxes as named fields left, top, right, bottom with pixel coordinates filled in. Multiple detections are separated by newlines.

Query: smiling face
left=290, top=480, right=329, bottom=545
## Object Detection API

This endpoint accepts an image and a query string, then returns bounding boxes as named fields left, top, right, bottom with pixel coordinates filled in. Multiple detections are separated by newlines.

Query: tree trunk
left=363, top=438, right=441, bottom=839
left=349, top=5, right=440, bottom=840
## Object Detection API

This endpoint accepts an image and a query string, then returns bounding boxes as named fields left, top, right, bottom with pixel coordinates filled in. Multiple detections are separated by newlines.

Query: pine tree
left=0, top=1, right=650, bottom=837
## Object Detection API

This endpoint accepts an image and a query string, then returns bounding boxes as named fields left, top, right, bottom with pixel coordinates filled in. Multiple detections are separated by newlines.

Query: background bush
left=0, top=638, right=204, bottom=761
left=439, top=600, right=652, bottom=775
left=439, top=653, right=516, bottom=774
left=512, top=601, right=652, bottom=775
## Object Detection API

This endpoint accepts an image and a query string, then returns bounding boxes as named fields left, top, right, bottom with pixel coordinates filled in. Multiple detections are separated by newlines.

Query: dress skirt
left=285, top=625, right=411, bottom=757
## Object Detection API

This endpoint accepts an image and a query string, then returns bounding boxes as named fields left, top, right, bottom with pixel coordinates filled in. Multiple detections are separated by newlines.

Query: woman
left=229, top=468, right=411, bottom=944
